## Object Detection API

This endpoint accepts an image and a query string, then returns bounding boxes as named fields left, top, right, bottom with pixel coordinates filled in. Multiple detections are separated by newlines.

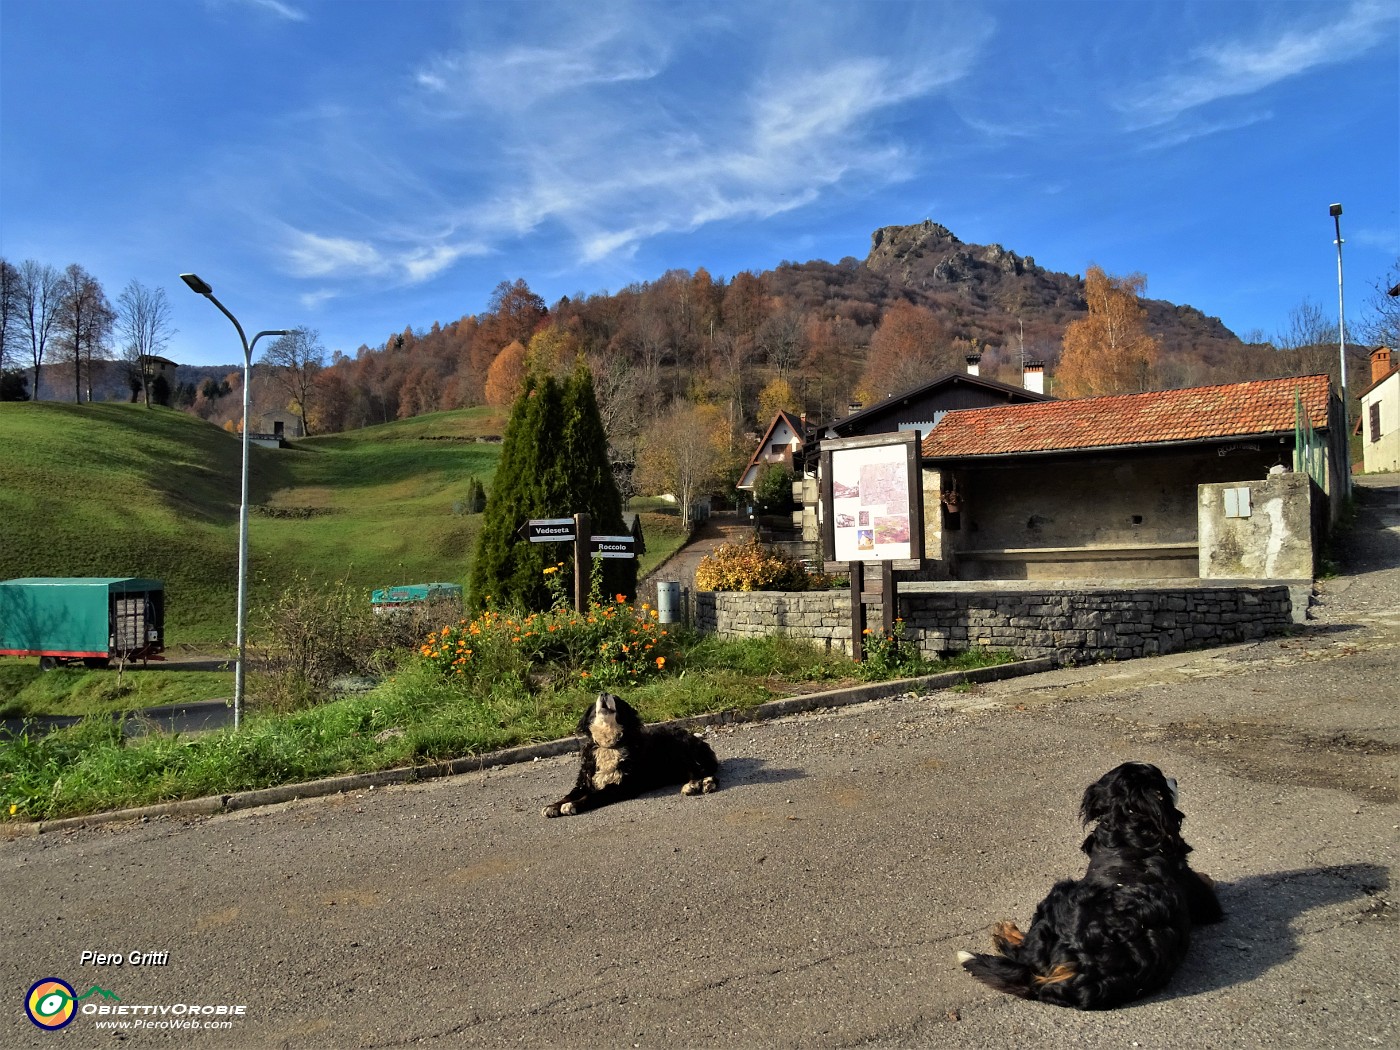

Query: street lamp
left=180, top=273, right=289, bottom=730
left=1328, top=204, right=1350, bottom=497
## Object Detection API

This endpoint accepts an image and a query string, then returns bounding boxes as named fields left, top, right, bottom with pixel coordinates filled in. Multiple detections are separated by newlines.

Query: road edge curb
left=21, top=656, right=1056, bottom=835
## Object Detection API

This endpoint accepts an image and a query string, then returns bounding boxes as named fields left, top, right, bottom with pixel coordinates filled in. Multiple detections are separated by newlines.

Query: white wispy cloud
left=283, top=231, right=386, bottom=279
left=280, top=227, right=486, bottom=286
left=457, top=46, right=976, bottom=266
left=222, top=0, right=308, bottom=22
left=260, top=3, right=992, bottom=289
left=1121, top=0, right=1398, bottom=129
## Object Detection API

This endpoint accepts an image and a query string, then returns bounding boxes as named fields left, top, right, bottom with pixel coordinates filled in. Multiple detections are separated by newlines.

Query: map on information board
left=829, top=440, right=913, bottom=562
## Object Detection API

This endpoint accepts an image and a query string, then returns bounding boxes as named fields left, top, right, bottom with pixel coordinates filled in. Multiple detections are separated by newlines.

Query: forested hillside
left=297, top=220, right=1334, bottom=448
left=19, top=221, right=1358, bottom=454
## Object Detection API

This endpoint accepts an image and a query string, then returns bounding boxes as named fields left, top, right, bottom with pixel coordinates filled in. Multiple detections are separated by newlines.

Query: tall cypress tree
left=561, top=359, right=632, bottom=600
left=468, top=361, right=631, bottom=612
left=468, top=372, right=552, bottom=611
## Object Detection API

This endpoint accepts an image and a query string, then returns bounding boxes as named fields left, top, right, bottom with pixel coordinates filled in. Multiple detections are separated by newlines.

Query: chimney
left=1372, top=346, right=1394, bottom=384
left=847, top=401, right=863, bottom=416
left=965, top=353, right=981, bottom=377
left=1023, top=360, right=1045, bottom=395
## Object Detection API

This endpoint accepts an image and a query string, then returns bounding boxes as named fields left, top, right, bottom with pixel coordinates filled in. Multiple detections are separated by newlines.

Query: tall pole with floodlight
left=1329, top=204, right=1350, bottom=498
left=180, top=273, right=289, bottom=730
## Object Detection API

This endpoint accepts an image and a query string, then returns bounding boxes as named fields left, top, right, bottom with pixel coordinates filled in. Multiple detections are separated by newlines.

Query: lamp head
left=180, top=273, right=213, bottom=295
left=1329, top=203, right=1343, bottom=217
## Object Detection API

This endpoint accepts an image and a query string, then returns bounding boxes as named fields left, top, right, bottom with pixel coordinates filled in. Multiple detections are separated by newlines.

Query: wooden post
left=849, top=560, right=865, bottom=661
left=881, top=559, right=896, bottom=637
left=573, top=512, right=590, bottom=614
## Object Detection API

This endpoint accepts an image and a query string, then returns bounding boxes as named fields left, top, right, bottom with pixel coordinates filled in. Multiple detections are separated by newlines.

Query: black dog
left=542, top=692, right=719, bottom=817
left=957, top=761, right=1222, bottom=1009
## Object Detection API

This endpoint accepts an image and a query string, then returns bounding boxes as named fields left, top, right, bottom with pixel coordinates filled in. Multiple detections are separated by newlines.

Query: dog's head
left=1080, top=761, right=1186, bottom=850
left=576, top=691, right=642, bottom=747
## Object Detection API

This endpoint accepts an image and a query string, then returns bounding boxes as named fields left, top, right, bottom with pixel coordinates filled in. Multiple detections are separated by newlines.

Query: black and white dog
left=542, top=692, right=719, bottom=817
left=957, top=761, right=1223, bottom=1009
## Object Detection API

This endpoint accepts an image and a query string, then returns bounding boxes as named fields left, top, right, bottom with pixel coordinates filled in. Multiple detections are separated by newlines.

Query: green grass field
left=0, top=402, right=689, bottom=653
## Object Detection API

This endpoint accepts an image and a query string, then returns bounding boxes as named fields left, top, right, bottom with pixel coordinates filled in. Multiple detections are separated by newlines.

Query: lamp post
left=180, top=273, right=288, bottom=730
left=1329, top=204, right=1350, bottom=497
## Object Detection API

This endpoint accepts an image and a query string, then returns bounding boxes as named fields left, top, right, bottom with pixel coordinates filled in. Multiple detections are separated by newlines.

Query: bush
left=695, top=537, right=826, bottom=591
left=753, top=464, right=795, bottom=513
left=248, top=574, right=457, bottom=712
left=419, top=591, right=675, bottom=690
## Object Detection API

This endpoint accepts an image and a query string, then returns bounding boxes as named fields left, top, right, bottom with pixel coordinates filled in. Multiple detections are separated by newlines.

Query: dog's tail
left=957, top=951, right=1080, bottom=1002
left=956, top=951, right=1038, bottom=999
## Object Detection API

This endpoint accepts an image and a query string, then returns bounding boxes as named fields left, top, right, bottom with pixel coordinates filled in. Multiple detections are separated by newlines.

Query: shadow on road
left=1158, top=862, right=1391, bottom=1005
left=721, top=756, right=809, bottom=786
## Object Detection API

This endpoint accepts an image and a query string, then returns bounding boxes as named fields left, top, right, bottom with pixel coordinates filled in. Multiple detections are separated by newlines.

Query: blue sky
left=2, top=0, right=1396, bottom=368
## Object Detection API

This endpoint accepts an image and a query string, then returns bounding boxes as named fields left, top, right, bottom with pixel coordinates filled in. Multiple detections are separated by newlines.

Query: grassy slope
left=253, top=409, right=507, bottom=622
left=0, top=403, right=243, bottom=641
left=0, top=403, right=508, bottom=645
left=0, top=403, right=689, bottom=653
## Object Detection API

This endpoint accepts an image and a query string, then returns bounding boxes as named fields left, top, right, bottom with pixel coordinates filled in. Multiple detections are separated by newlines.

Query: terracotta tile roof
left=921, top=374, right=1333, bottom=459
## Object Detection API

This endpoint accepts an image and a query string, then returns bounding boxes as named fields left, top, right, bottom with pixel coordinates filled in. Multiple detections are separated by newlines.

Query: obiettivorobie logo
left=24, top=976, right=246, bottom=1032
left=25, top=979, right=119, bottom=1030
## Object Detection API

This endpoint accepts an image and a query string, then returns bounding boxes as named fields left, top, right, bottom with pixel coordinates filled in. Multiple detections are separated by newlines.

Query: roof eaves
left=922, top=429, right=1300, bottom=461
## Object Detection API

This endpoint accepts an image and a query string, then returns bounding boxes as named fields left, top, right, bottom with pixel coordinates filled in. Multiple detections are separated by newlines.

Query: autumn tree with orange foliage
left=484, top=340, right=527, bottom=406
left=1057, top=266, right=1160, bottom=397
left=857, top=300, right=951, bottom=401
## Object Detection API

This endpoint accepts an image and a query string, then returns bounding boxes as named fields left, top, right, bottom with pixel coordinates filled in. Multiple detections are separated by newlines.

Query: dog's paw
left=991, top=920, right=1025, bottom=951
left=682, top=777, right=719, bottom=796
left=542, top=803, right=562, bottom=818
left=560, top=801, right=577, bottom=816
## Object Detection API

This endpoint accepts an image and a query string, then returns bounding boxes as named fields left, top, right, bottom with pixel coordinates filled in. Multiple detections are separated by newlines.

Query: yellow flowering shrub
left=694, top=538, right=826, bottom=592
left=420, top=586, right=673, bottom=688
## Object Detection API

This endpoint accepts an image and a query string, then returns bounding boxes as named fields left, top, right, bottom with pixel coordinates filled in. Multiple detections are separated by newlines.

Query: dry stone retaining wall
left=693, top=585, right=1295, bottom=663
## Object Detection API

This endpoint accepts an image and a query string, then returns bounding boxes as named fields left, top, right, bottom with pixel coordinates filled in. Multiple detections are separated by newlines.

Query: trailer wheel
left=39, top=656, right=57, bottom=672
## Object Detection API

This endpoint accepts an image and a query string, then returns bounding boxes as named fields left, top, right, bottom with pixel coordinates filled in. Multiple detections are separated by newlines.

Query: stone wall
left=694, top=583, right=1296, bottom=664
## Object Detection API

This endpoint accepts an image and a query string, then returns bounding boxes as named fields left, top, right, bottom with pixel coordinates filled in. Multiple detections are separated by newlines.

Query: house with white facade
left=1359, top=346, right=1399, bottom=473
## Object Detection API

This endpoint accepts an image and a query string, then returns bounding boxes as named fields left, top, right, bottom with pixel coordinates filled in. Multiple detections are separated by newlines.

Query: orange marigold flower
left=656, top=656, right=666, bottom=669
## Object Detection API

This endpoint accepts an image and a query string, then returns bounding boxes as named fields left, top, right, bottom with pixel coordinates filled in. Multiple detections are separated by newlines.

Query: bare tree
left=260, top=326, right=324, bottom=436
left=1274, top=297, right=1354, bottom=390
left=55, top=264, right=115, bottom=402
left=0, top=259, right=26, bottom=401
left=17, top=260, right=62, bottom=400
left=635, top=400, right=730, bottom=530
left=0, top=258, right=19, bottom=381
left=1360, top=257, right=1400, bottom=351
left=116, top=280, right=175, bottom=408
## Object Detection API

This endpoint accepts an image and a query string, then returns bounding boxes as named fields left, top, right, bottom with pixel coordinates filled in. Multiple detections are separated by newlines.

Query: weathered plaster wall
left=1198, top=471, right=1315, bottom=580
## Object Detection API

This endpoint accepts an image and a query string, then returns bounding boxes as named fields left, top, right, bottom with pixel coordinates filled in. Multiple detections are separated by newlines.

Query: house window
left=771, top=443, right=787, bottom=455
left=1371, top=402, right=1382, bottom=444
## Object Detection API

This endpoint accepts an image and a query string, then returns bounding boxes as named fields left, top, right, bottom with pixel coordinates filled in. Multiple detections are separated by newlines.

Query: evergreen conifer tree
left=560, top=359, right=632, bottom=601
left=468, top=362, right=632, bottom=611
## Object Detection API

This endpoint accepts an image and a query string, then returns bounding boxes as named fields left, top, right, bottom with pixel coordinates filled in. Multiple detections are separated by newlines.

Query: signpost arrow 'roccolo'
left=589, top=535, right=636, bottom=559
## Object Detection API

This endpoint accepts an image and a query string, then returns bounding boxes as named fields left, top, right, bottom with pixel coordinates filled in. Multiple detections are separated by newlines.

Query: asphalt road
left=3, top=477, right=1396, bottom=1050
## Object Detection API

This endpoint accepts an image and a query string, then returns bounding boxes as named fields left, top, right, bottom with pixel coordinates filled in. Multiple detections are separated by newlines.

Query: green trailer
left=370, top=582, right=463, bottom=615
left=0, top=577, right=165, bottom=670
